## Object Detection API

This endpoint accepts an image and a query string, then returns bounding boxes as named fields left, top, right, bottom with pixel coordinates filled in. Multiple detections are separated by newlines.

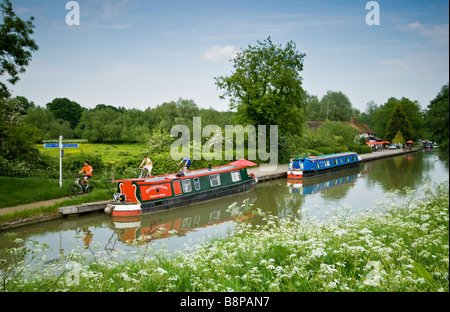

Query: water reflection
left=110, top=192, right=257, bottom=246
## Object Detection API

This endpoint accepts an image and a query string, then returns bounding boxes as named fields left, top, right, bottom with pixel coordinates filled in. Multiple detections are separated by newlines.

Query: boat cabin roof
left=113, top=165, right=244, bottom=183
left=292, top=152, right=357, bottom=162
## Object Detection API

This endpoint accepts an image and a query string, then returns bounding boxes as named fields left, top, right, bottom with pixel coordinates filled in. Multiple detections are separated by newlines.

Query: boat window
left=231, top=171, right=241, bottom=182
left=345, top=157, right=349, bottom=162
left=316, top=163, right=320, bottom=169
left=340, top=159, right=343, bottom=164
left=209, top=174, right=221, bottom=187
left=325, top=161, right=330, bottom=166
left=333, top=159, right=338, bottom=165
left=182, top=179, right=192, bottom=192
left=352, top=156, right=356, bottom=161
left=193, top=177, right=201, bottom=190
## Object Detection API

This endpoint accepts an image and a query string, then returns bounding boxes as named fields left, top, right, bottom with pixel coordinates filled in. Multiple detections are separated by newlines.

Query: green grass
left=0, top=177, right=74, bottom=208
left=1, top=180, right=448, bottom=292
left=37, top=143, right=149, bottom=164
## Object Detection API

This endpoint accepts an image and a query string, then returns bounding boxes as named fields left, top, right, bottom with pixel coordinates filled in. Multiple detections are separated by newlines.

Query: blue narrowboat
left=287, top=152, right=361, bottom=179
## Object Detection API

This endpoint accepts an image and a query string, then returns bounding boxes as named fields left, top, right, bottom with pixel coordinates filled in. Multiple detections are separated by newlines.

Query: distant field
left=37, top=143, right=149, bottom=163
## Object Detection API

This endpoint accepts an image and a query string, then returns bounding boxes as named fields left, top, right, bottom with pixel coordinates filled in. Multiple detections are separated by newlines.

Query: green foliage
left=425, top=83, right=449, bottom=149
left=46, top=98, right=85, bottom=130
left=75, top=108, right=123, bottom=142
left=385, top=104, right=414, bottom=141
left=0, top=0, right=38, bottom=99
left=62, top=153, right=104, bottom=178
left=281, top=121, right=368, bottom=160
left=392, top=131, right=405, bottom=147
left=215, top=37, right=306, bottom=138
left=0, top=98, right=40, bottom=162
left=369, top=97, right=423, bottom=140
left=25, top=106, right=74, bottom=141
left=319, top=90, right=355, bottom=121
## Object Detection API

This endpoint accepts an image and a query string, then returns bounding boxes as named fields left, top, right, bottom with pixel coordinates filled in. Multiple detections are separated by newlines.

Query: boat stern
left=287, top=170, right=303, bottom=179
left=105, top=202, right=142, bottom=217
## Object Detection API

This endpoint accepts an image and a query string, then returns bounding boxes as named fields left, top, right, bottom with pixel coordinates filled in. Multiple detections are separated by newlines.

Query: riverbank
left=0, top=147, right=421, bottom=231
left=1, top=180, right=448, bottom=292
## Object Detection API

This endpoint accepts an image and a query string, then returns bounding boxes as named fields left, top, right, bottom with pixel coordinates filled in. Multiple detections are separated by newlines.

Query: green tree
left=424, top=83, right=449, bottom=145
left=371, top=97, right=423, bottom=140
left=320, top=90, right=354, bottom=121
left=0, top=0, right=38, bottom=99
left=25, top=106, right=74, bottom=141
left=46, top=98, right=85, bottom=130
left=214, top=37, right=306, bottom=137
left=385, top=104, right=414, bottom=141
left=303, top=93, right=321, bottom=121
left=76, top=108, right=123, bottom=142
left=392, top=131, right=405, bottom=147
left=0, top=98, right=39, bottom=160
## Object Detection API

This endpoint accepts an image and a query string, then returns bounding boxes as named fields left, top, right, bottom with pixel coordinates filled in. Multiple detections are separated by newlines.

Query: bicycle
left=136, top=167, right=150, bottom=178
left=68, top=174, right=97, bottom=198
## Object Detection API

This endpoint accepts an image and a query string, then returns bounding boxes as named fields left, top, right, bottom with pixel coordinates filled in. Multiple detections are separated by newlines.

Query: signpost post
left=43, top=136, right=79, bottom=187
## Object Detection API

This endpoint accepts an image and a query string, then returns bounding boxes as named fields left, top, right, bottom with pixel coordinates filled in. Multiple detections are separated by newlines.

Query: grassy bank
left=0, top=177, right=74, bottom=209
left=1, top=180, right=448, bottom=292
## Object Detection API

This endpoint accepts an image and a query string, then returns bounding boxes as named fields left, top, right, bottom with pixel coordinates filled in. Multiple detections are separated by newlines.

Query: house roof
left=342, top=121, right=374, bottom=134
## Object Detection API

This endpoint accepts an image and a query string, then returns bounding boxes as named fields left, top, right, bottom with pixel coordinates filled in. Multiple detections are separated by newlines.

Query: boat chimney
left=208, top=163, right=212, bottom=171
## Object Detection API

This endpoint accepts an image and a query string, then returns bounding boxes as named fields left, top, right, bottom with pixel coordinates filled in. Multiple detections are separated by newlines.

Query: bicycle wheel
left=68, top=184, right=82, bottom=198
left=86, top=181, right=96, bottom=194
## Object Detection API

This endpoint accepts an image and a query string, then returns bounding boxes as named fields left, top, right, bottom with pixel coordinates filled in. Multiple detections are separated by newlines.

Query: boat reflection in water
left=111, top=192, right=257, bottom=245
left=287, top=166, right=361, bottom=196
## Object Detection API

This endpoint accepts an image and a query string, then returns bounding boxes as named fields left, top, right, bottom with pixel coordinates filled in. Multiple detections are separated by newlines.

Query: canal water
left=1, top=149, right=448, bottom=268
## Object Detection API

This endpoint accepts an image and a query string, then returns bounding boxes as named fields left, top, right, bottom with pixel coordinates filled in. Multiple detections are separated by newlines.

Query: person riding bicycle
left=138, top=155, right=153, bottom=177
left=78, top=161, right=93, bottom=189
left=178, top=156, right=191, bottom=173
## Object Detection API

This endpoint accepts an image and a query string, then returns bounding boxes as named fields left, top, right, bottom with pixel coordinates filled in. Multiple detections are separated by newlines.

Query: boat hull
left=107, top=176, right=257, bottom=217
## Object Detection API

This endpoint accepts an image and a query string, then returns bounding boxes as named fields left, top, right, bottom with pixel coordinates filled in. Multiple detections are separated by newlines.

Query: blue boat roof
left=292, top=152, right=357, bottom=161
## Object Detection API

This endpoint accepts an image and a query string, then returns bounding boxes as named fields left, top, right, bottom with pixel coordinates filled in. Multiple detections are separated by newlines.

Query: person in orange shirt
left=78, top=161, right=93, bottom=189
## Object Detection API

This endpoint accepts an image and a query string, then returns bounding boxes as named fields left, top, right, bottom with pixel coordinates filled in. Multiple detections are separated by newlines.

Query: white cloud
left=407, top=21, right=449, bottom=44
left=203, top=45, right=236, bottom=62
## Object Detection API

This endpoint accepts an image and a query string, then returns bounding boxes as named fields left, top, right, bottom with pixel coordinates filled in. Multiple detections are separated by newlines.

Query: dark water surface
left=1, top=149, right=448, bottom=267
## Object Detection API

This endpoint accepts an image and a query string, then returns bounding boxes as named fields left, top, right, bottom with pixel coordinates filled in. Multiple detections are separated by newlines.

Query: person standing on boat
left=139, top=155, right=153, bottom=177
left=178, top=156, right=191, bottom=173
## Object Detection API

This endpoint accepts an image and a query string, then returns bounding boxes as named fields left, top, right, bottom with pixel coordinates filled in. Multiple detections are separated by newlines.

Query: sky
left=7, top=0, right=450, bottom=113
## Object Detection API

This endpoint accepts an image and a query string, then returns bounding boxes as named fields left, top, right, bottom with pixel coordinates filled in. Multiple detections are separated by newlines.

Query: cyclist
left=138, top=155, right=153, bottom=177
left=78, top=161, right=93, bottom=189
left=178, top=156, right=191, bottom=173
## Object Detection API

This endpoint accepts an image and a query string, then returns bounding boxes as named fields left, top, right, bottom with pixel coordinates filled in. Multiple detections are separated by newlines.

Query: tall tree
left=46, top=97, right=85, bottom=129
left=0, top=0, right=38, bottom=99
left=320, top=90, right=354, bottom=121
left=385, top=104, right=414, bottom=141
left=214, top=37, right=306, bottom=136
left=425, top=83, right=449, bottom=145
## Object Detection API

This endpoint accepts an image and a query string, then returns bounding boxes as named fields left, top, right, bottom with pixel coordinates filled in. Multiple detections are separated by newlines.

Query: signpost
left=43, top=136, right=79, bottom=187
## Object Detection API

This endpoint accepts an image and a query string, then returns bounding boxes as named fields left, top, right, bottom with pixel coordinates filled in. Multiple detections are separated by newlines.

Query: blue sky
left=9, top=0, right=449, bottom=113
